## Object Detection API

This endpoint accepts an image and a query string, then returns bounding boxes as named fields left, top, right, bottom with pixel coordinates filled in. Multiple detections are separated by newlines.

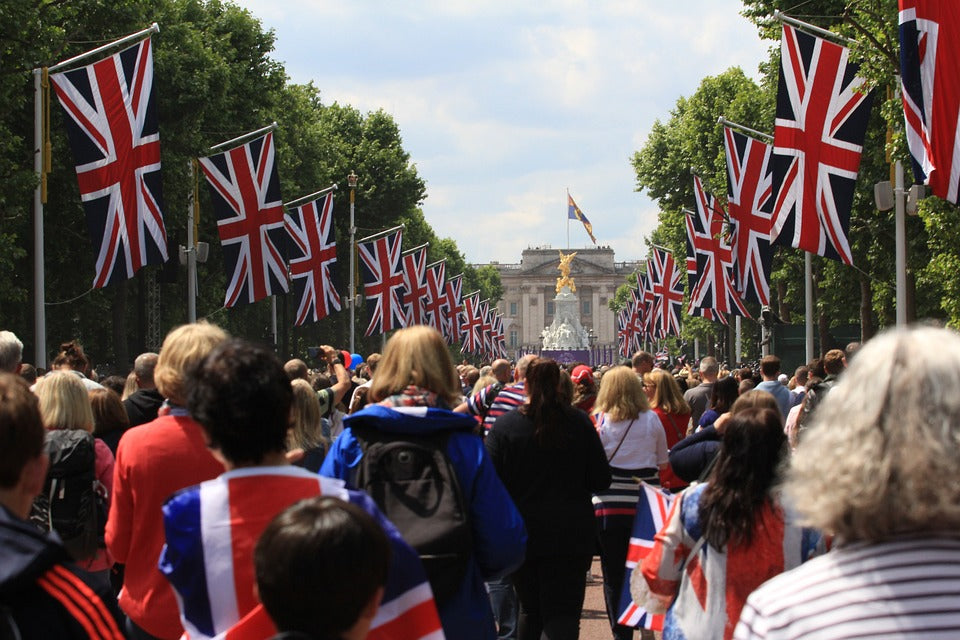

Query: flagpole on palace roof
left=48, top=23, right=159, bottom=73
left=717, top=116, right=773, bottom=142
left=566, top=189, right=570, bottom=250
left=209, top=122, right=278, bottom=153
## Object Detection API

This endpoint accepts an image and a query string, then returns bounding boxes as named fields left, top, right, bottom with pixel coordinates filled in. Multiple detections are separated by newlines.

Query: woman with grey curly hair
left=735, top=325, right=960, bottom=639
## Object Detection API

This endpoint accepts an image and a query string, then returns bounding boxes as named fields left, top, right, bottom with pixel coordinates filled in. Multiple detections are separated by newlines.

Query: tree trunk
left=112, top=279, right=129, bottom=372
left=777, top=280, right=791, bottom=323
left=859, top=275, right=874, bottom=342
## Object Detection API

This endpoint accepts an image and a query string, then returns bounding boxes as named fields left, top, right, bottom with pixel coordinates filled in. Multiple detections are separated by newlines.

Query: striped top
left=468, top=381, right=525, bottom=432
left=734, top=536, right=960, bottom=640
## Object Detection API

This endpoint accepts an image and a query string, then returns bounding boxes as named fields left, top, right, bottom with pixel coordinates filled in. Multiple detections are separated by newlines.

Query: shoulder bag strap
left=607, top=418, right=637, bottom=463
left=664, top=413, right=685, bottom=442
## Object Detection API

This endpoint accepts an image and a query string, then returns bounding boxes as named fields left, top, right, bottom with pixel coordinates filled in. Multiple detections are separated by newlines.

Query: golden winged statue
left=556, top=250, right=577, bottom=293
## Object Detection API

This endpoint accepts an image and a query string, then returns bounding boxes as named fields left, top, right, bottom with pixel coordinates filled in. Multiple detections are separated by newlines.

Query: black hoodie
left=0, top=505, right=124, bottom=639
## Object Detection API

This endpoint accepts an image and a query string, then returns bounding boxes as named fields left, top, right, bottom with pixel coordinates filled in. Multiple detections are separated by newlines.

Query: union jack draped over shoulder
left=769, top=24, right=874, bottom=266
left=899, top=1, right=960, bottom=203
left=199, top=131, right=289, bottom=308
left=284, top=192, right=341, bottom=326
left=50, top=36, right=168, bottom=288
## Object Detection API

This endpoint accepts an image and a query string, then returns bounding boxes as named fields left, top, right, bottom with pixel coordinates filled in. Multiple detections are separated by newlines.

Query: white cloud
left=232, top=0, right=771, bottom=264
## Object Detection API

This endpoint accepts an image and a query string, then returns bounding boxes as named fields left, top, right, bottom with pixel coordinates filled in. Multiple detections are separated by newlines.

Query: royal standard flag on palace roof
left=568, top=193, right=597, bottom=244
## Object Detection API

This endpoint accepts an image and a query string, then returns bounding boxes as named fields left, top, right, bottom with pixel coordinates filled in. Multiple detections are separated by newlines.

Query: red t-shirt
left=653, top=407, right=690, bottom=491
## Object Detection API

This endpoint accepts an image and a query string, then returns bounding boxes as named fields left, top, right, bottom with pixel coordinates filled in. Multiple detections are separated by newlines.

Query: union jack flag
left=423, top=260, right=447, bottom=334
left=491, top=313, right=507, bottom=359
left=50, top=36, right=167, bottom=288
left=769, top=24, right=874, bottom=266
left=199, top=131, right=288, bottom=308
left=443, top=273, right=464, bottom=345
left=358, top=228, right=406, bottom=337
left=460, top=291, right=483, bottom=354
left=724, top=126, right=774, bottom=305
left=647, top=248, right=683, bottom=339
left=159, top=467, right=445, bottom=640
left=686, top=175, right=749, bottom=323
left=478, top=299, right=494, bottom=356
left=639, top=270, right=656, bottom=342
left=617, top=308, right=632, bottom=357
left=617, top=483, right=675, bottom=630
left=627, top=287, right=646, bottom=354
left=401, top=244, right=429, bottom=327
left=900, top=1, right=960, bottom=203
left=285, top=192, right=341, bottom=326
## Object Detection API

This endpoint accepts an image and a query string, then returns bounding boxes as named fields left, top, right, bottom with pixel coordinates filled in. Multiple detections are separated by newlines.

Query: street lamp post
left=348, top=171, right=358, bottom=353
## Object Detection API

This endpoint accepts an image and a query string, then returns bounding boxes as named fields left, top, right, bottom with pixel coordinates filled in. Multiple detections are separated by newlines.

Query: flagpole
left=805, top=252, right=814, bottom=362
left=48, top=23, right=159, bottom=73
left=566, top=189, right=570, bottom=250
left=209, top=122, right=278, bottom=153
left=716, top=116, right=773, bottom=142
left=357, top=224, right=405, bottom=244
left=32, top=68, right=46, bottom=367
left=772, top=10, right=857, bottom=47
left=347, top=171, right=357, bottom=354
left=401, top=242, right=430, bottom=257
left=282, top=183, right=338, bottom=210
left=895, top=159, right=907, bottom=326
left=186, top=160, right=197, bottom=323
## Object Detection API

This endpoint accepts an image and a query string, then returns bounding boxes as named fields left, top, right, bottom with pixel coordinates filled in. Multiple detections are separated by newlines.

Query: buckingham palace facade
left=483, top=246, right=642, bottom=354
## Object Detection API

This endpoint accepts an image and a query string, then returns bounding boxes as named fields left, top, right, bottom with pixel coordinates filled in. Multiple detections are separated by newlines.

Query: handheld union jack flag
left=769, top=24, right=874, bottom=266
left=900, top=1, right=960, bottom=203
left=460, top=291, right=483, bottom=354
left=647, top=248, right=684, bottom=339
left=401, top=244, right=429, bottom=327
left=617, top=483, right=675, bottom=630
left=724, top=126, right=774, bottom=305
left=443, top=273, right=464, bottom=345
left=199, top=131, right=288, bottom=308
left=686, top=176, right=749, bottom=323
left=50, top=35, right=167, bottom=288
left=358, top=228, right=406, bottom=337
left=423, top=259, right=448, bottom=334
left=285, top=192, right=341, bottom=326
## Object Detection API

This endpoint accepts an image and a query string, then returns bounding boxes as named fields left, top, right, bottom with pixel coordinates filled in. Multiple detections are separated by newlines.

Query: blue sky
left=233, top=1, right=772, bottom=264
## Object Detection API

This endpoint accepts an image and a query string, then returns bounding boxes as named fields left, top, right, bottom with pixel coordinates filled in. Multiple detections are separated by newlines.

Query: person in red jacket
left=106, top=322, right=228, bottom=640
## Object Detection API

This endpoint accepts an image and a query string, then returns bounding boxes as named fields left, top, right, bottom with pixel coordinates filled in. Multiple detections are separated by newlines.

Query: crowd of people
left=1, top=323, right=960, bottom=640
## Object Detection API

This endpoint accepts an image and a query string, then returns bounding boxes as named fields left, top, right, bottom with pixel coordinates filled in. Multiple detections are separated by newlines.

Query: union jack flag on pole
left=284, top=190, right=341, bottom=326
left=401, top=243, right=429, bottom=327
left=460, top=291, right=483, bottom=354
left=687, top=176, right=749, bottom=322
left=723, top=126, right=774, bottom=305
left=199, top=129, right=289, bottom=308
left=423, top=259, right=448, bottom=334
left=617, top=483, right=675, bottom=630
left=617, top=308, right=632, bottom=358
left=769, top=23, right=874, bottom=265
left=647, top=248, right=684, bottom=339
left=900, top=1, right=960, bottom=203
left=49, top=32, right=167, bottom=288
left=443, top=273, right=464, bottom=345
left=358, top=227, right=406, bottom=337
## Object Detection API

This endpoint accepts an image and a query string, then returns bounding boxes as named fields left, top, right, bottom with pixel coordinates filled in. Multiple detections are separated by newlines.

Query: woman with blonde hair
left=591, top=365, right=668, bottom=640
left=737, top=327, right=960, bottom=638
left=644, top=368, right=691, bottom=491
left=106, top=322, right=228, bottom=640
left=32, top=371, right=114, bottom=576
left=322, top=325, right=526, bottom=640
left=289, top=378, right=328, bottom=472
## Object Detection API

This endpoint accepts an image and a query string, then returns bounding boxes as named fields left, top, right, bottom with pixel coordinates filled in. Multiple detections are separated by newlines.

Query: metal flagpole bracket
left=357, top=224, right=405, bottom=244
left=401, top=242, right=430, bottom=256
left=48, top=23, right=160, bottom=74
left=772, top=10, right=857, bottom=47
left=208, top=122, right=278, bottom=153
left=717, top=116, right=773, bottom=142
left=283, top=183, right=338, bottom=209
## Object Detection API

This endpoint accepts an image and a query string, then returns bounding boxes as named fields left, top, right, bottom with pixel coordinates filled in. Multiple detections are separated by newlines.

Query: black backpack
left=796, top=378, right=837, bottom=442
left=353, top=425, right=474, bottom=603
left=29, top=430, right=108, bottom=561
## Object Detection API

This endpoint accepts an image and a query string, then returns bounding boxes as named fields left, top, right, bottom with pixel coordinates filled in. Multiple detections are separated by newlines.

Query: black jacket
left=0, top=505, right=124, bottom=639
left=668, top=424, right=722, bottom=483
left=123, top=388, right=164, bottom=428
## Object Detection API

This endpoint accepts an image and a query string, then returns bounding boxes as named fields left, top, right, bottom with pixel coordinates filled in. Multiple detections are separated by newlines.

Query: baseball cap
left=570, top=365, right=594, bottom=385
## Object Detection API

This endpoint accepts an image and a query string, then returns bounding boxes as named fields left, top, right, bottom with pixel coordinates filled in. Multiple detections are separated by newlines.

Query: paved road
left=579, top=558, right=658, bottom=640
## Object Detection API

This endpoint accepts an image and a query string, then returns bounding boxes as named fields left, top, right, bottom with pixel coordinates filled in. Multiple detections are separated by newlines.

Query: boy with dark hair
left=0, top=373, right=124, bottom=639
left=160, top=339, right=442, bottom=640
left=255, top=496, right=390, bottom=640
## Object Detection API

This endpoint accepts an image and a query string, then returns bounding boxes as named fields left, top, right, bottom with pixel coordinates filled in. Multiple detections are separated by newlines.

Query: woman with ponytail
left=485, top=358, right=611, bottom=640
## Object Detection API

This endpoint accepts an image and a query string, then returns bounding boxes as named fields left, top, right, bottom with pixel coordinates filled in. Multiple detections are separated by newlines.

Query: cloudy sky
left=233, top=1, right=772, bottom=265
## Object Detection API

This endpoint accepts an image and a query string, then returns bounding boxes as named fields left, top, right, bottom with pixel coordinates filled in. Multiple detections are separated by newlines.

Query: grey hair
left=699, top=356, right=719, bottom=376
left=0, top=331, right=23, bottom=373
left=516, top=354, right=537, bottom=379
left=133, top=352, right=159, bottom=385
left=786, top=326, right=960, bottom=541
